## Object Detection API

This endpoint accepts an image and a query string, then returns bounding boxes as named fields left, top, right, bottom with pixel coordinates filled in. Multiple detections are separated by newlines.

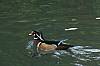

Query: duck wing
left=41, top=40, right=61, bottom=46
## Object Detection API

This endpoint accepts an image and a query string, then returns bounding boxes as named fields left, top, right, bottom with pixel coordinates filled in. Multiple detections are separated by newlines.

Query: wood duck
left=28, top=30, right=73, bottom=52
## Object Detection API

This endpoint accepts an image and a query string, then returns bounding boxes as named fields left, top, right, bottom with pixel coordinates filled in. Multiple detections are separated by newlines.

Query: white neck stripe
left=36, top=34, right=44, bottom=41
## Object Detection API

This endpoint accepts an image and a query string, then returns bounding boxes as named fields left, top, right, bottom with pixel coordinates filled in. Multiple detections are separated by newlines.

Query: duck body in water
left=41, top=40, right=73, bottom=50
left=27, top=30, right=74, bottom=56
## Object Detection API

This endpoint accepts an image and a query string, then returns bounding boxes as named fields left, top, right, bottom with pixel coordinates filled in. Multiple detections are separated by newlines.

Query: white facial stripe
left=36, top=34, right=44, bottom=41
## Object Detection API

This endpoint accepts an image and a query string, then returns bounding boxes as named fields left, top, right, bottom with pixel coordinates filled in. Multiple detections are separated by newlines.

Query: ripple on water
left=26, top=41, right=100, bottom=65
left=74, top=63, right=83, bottom=66
left=69, top=46, right=100, bottom=66
left=16, top=20, right=30, bottom=23
left=34, top=23, right=43, bottom=26
left=68, top=46, right=100, bottom=66
left=50, top=19, right=57, bottom=22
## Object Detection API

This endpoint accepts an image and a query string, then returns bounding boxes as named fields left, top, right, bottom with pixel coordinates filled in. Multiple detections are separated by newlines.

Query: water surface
left=0, top=0, right=100, bottom=66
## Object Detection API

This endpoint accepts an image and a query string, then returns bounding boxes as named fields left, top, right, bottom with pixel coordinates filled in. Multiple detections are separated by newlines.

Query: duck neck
left=33, top=40, right=42, bottom=45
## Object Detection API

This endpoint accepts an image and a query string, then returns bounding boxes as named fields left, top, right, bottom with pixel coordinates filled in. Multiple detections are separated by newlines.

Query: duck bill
left=28, top=33, right=32, bottom=36
left=28, top=31, right=34, bottom=36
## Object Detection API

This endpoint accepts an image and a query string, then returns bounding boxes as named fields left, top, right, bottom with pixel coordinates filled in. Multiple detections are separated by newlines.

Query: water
left=0, top=0, right=100, bottom=66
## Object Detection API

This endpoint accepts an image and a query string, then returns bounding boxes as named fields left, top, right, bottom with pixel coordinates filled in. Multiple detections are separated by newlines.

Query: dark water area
left=0, top=0, right=100, bottom=66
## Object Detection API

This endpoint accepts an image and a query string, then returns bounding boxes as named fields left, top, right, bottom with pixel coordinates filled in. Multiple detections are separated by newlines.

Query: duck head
left=28, top=30, right=44, bottom=41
